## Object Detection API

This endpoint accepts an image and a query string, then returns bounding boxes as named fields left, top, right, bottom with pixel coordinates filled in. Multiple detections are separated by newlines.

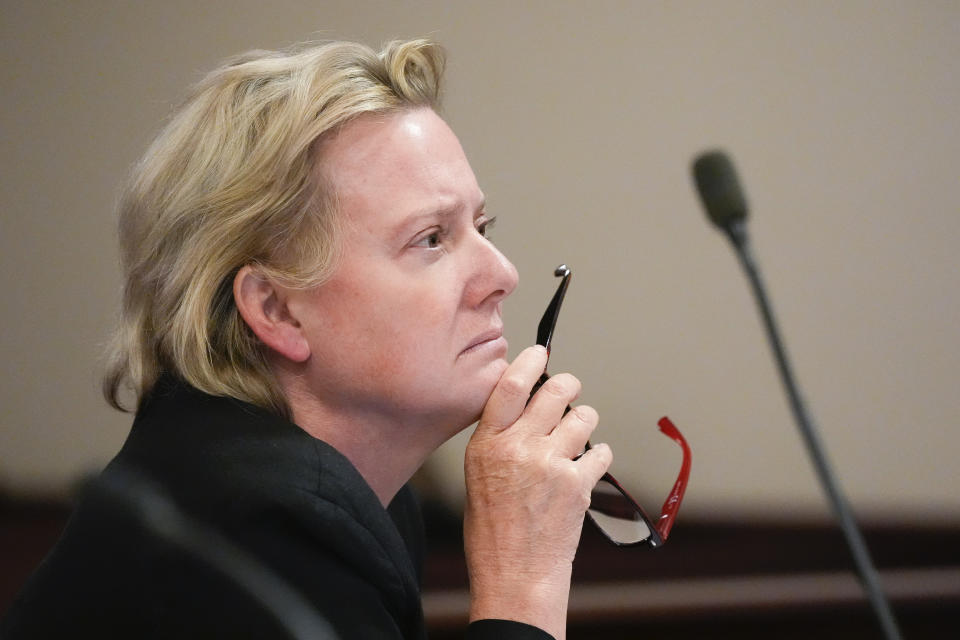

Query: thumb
left=476, top=345, right=548, bottom=434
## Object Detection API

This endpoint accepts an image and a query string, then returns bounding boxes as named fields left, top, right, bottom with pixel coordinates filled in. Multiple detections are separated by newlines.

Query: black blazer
left=2, top=377, right=550, bottom=639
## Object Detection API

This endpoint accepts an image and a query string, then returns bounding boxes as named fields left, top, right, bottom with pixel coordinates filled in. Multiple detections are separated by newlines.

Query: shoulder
left=4, top=378, right=426, bottom=639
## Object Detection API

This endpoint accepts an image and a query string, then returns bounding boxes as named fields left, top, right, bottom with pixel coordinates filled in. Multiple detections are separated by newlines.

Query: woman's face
left=286, top=107, right=518, bottom=437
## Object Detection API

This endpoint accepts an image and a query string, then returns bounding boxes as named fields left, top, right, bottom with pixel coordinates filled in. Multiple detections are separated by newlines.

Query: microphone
left=692, top=150, right=748, bottom=230
left=691, top=150, right=903, bottom=640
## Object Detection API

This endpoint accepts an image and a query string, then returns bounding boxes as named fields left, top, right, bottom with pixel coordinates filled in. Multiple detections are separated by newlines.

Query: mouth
left=460, top=327, right=506, bottom=357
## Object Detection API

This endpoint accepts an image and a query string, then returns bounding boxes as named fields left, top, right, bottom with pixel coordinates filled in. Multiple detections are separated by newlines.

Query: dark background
left=4, top=492, right=958, bottom=638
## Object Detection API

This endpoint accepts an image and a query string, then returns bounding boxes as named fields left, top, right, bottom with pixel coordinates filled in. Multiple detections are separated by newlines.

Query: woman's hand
left=464, top=345, right=613, bottom=640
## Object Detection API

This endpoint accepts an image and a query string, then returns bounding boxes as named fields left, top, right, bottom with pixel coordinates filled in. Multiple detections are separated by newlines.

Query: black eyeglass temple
left=536, top=264, right=571, bottom=353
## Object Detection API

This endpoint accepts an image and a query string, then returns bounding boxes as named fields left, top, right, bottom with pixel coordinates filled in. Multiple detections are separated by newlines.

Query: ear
left=233, top=265, right=310, bottom=363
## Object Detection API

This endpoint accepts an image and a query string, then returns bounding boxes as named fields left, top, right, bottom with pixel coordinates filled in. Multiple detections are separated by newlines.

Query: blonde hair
left=103, top=39, right=445, bottom=418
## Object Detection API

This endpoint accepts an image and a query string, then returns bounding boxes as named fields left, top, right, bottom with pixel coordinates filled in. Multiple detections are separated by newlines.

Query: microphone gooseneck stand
left=692, top=150, right=903, bottom=640
left=724, top=220, right=902, bottom=640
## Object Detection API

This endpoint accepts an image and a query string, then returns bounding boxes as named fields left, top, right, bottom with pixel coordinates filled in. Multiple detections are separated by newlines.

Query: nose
left=464, top=234, right=519, bottom=309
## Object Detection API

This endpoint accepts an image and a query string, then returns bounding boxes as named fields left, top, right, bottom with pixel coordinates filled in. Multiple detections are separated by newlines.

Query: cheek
left=384, top=297, right=456, bottom=366
left=318, top=281, right=457, bottom=373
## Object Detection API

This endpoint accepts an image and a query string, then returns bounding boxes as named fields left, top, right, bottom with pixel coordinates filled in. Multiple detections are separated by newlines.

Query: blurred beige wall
left=2, top=1, right=958, bottom=523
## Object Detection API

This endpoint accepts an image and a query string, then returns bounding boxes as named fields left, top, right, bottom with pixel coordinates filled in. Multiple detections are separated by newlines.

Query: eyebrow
left=394, top=197, right=487, bottom=234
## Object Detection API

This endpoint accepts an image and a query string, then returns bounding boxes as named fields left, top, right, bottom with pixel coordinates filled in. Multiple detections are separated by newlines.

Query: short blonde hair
left=103, top=38, right=445, bottom=418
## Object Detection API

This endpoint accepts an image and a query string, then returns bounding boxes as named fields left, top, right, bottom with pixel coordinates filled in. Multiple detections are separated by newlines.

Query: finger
left=550, top=404, right=599, bottom=459
left=522, top=372, right=581, bottom=436
left=476, top=345, right=548, bottom=434
left=576, top=442, right=614, bottom=489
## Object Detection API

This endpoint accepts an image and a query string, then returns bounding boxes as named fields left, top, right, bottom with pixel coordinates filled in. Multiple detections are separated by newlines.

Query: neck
left=278, top=373, right=451, bottom=507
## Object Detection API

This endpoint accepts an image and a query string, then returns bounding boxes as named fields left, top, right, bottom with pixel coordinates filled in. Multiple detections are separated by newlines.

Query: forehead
left=316, top=108, right=482, bottom=230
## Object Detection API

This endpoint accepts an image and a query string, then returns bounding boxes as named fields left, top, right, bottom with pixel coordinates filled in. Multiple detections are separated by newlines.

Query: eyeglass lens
left=587, top=478, right=653, bottom=545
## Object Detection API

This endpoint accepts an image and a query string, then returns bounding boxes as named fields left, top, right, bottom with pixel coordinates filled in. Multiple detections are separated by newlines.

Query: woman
left=2, top=38, right=610, bottom=640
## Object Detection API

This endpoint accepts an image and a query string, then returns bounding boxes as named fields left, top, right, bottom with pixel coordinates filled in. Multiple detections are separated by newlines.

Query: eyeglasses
left=529, top=265, right=692, bottom=547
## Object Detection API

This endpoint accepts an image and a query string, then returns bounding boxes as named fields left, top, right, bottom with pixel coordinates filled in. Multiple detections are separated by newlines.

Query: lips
left=460, top=327, right=505, bottom=356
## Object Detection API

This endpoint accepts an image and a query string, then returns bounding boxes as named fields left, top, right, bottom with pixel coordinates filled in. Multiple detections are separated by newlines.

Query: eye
left=412, top=228, right=444, bottom=249
left=476, top=215, right=497, bottom=238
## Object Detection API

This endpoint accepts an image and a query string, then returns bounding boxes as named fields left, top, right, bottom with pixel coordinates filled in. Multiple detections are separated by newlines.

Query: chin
left=418, top=358, right=509, bottom=437
left=462, top=359, right=509, bottom=421
left=478, top=355, right=509, bottom=390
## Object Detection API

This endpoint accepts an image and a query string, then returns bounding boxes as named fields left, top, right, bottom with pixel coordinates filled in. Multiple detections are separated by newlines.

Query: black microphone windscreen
left=692, top=150, right=749, bottom=229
